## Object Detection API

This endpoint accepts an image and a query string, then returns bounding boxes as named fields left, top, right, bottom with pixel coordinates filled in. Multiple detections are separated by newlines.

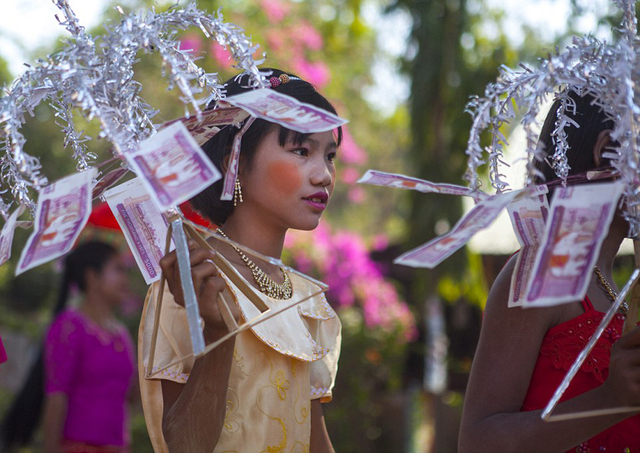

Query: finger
left=191, top=261, right=220, bottom=295
left=188, top=248, right=217, bottom=267
left=159, top=256, right=185, bottom=305
left=203, top=275, right=227, bottom=294
left=159, top=250, right=178, bottom=275
left=160, top=240, right=205, bottom=274
left=164, top=249, right=216, bottom=306
left=198, top=276, right=227, bottom=321
left=191, top=259, right=219, bottom=281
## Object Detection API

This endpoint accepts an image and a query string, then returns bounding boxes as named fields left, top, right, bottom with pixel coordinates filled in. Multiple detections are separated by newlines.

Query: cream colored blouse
left=138, top=253, right=341, bottom=453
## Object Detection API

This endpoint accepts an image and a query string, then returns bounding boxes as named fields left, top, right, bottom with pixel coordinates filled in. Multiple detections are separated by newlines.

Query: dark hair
left=0, top=241, right=117, bottom=451
left=534, top=88, right=615, bottom=187
left=190, top=68, right=343, bottom=225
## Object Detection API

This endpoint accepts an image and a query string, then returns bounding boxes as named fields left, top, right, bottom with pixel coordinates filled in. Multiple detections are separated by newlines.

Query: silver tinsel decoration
left=464, top=0, right=640, bottom=234
left=0, top=0, right=266, bottom=215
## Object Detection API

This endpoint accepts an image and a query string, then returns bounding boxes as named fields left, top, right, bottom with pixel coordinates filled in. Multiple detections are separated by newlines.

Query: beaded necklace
left=594, top=265, right=629, bottom=316
left=216, top=229, right=292, bottom=300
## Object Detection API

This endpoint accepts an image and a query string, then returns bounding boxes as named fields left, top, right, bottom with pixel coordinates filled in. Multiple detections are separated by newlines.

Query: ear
left=221, top=154, right=231, bottom=174
left=593, top=129, right=612, bottom=168
left=84, top=268, right=99, bottom=290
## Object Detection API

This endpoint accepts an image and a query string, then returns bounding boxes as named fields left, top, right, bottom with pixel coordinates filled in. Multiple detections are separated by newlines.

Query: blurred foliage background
left=0, top=0, right=632, bottom=452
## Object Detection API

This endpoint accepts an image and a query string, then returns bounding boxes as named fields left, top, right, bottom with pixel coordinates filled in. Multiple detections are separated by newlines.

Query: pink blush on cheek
left=267, top=161, right=302, bottom=194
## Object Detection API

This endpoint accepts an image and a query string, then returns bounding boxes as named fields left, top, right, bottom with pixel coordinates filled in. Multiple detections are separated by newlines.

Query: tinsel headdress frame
left=0, top=0, right=267, bottom=217
left=464, top=0, right=640, bottom=235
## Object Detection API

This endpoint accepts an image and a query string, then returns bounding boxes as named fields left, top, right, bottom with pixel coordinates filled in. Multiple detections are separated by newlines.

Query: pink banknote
left=0, top=207, right=22, bottom=267
left=104, top=178, right=174, bottom=284
left=92, top=167, right=129, bottom=199
left=162, top=107, right=250, bottom=145
left=523, top=181, right=625, bottom=307
left=358, top=169, right=488, bottom=199
left=127, top=122, right=221, bottom=210
left=394, top=190, right=520, bottom=268
left=221, top=117, right=255, bottom=201
left=17, top=169, right=96, bottom=275
left=507, top=186, right=549, bottom=307
left=222, top=88, right=348, bottom=133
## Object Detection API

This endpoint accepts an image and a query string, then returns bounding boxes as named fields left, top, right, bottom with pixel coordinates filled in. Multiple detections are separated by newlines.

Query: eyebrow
left=302, top=136, right=338, bottom=151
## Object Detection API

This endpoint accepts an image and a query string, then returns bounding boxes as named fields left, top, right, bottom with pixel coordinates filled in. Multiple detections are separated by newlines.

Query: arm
left=310, top=399, right=335, bottom=453
left=161, top=332, right=235, bottom=452
left=158, top=243, right=239, bottom=453
left=459, top=257, right=640, bottom=453
left=43, top=393, right=68, bottom=453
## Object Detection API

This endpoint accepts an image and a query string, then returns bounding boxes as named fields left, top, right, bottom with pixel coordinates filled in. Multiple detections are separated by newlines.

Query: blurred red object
left=87, top=202, right=214, bottom=231
left=0, top=335, right=7, bottom=365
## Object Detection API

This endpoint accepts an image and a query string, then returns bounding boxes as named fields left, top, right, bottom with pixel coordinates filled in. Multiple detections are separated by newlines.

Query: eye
left=291, top=147, right=309, bottom=157
left=327, top=152, right=337, bottom=163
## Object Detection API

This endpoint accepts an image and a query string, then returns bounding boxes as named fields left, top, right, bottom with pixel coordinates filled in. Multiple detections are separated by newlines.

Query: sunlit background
left=0, top=0, right=633, bottom=452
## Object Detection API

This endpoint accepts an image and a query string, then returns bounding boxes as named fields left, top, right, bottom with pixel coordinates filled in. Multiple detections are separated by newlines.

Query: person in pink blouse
left=0, top=334, right=7, bottom=366
left=0, top=241, right=135, bottom=453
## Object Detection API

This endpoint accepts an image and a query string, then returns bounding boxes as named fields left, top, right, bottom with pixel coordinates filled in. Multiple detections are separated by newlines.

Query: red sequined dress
left=521, top=296, right=640, bottom=452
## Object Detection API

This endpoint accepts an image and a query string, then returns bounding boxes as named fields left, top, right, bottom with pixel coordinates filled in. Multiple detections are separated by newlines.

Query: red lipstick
left=302, top=191, right=328, bottom=211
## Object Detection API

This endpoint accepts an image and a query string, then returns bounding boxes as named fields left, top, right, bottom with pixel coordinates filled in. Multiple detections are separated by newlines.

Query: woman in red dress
left=459, top=89, right=640, bottom=452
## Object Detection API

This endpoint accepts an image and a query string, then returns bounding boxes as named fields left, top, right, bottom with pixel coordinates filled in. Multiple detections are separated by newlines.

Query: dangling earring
left=234, top=178, right=243, bottom=207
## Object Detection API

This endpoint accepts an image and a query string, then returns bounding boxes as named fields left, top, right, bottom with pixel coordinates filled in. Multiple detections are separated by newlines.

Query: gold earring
left=234, top=178, right=243, bottom=207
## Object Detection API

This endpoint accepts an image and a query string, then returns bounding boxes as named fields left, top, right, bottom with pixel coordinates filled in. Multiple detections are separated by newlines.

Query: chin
left=290, top=217, right=322, bottom=231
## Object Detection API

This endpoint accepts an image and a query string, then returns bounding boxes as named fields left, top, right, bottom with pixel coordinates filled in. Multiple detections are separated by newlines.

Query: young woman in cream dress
left=138, top=69, right=342, bottom=453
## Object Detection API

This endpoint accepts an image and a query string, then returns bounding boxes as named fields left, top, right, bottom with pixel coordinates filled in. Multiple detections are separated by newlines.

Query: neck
left=221, top=210, right=287, bottom=259
left=595, top=218, right=627, bottom=275
left=80, top=290, right=115, bottom=324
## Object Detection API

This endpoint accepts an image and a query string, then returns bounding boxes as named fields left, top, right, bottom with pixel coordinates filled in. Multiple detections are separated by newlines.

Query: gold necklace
left=216, top=229, right=292, bottom=300
left=593, top=266, right=629, bottom=316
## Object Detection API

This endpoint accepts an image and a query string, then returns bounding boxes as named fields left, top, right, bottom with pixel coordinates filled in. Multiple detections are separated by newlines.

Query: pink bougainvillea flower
left=292, top=57, right=330, bottom=88
left=285, top=223, right=417, bottom=343
left=294, top=21, right=323, bottom=50
left=266, top=30, right=286, bottom=52
left=372, top=234, right=389, bottom=251
left=340, top=167, right=360, bottom=185
left=348, top=187, right=366, bottom=204
left=210, top=42, right=233, bottom=69
left=339, top=127, right=367, bottom=165
left=260, top=0, right=292, bottom=24
left=180, top=33, right=202, bottom=54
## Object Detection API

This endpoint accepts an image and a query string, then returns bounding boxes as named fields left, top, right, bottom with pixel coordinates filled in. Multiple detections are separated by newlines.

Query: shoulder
left=46, top=309, right=87, bottom=342
left=483, top=254, right=517, bottom=319
left=49, top=309, right=85, bottom=333
left=483, top=253, right=560, bottom=336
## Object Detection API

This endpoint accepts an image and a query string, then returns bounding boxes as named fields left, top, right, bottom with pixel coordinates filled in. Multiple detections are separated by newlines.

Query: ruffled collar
left=216, top=252, right=336, bottom=362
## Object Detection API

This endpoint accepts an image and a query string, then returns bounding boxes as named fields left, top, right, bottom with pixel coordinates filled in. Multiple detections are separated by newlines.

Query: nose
left=310, top=156, right=333, bottom=187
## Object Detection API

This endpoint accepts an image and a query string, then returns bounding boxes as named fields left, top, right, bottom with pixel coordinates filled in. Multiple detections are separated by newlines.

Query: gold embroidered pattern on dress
left=290, top=441, right=309, bottom=453
left=263, top=418, right=287, bottom=453
left=257, top=361, right=290, bottom=453
left=223, top=389, right=240, bottom=434
left=233, top=348, right=246, bottom=373
left=290, top=359, right=309, bottom=426
left=272, top=370, right=290, bottom=400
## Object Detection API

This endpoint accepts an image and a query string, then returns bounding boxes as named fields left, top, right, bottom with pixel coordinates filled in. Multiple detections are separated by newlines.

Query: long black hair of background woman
left=0, top=241, right=117, bottom=452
